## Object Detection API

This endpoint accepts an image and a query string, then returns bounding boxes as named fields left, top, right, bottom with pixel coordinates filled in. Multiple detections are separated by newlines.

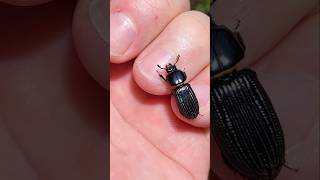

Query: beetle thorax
left=167, top=69, right=186, bottom=86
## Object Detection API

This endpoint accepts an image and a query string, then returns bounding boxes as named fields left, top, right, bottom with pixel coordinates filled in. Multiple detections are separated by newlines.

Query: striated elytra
left=211, top=70, right=285, bottom=180
left=157, top=55, right=199, bottom=119
left=210, top=18, right=286, bottom=180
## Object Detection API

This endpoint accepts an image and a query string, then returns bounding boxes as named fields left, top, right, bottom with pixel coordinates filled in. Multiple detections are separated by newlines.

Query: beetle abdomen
left=211, top=69, right=285, bottom=180
left=173, top=83, right=199, bottom=119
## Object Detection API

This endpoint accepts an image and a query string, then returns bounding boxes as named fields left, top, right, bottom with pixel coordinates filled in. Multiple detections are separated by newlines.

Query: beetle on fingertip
left=157, top=55, right=199, bottom=119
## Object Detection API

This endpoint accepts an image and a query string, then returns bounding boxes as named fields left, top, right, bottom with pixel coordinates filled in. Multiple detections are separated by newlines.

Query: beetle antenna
left=174, top=54, right=180, bottom=65
left=283, top=163, right=299, bottom=172
left=157, top=65, right=166, bottom=70
left=234, top=19, right=241, bottom=31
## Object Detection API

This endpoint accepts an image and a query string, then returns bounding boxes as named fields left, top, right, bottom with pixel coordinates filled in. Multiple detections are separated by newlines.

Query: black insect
left=210, top=17, right=290, bottom=180
left=157, top=55, right=199, bottom=119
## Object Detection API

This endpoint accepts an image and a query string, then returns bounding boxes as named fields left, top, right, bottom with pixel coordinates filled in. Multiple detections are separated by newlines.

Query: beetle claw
left=284, top=163, right=299, bottom=172
left=157, top=64, right=165, bottom=70
left=156, top=71, right=166, bottom=81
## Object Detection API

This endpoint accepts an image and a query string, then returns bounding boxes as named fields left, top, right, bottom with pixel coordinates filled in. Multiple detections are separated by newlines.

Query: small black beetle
left=157, top=55, right=199, bottom=119
left=210, top=17, right=288, bottom=180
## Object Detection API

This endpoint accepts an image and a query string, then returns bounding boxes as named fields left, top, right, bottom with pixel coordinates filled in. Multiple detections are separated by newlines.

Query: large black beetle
left=210, top=17, right=286, bottom=180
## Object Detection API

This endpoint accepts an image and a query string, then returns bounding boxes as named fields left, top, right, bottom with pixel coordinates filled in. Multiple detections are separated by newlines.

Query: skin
left=0, top=0, right=318, bottom=180
left=109, top=1, right=210, bottom=179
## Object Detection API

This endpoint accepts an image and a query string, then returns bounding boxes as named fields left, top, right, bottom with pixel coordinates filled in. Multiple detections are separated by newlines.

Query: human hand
left=109, top=0, right=210, bottom=179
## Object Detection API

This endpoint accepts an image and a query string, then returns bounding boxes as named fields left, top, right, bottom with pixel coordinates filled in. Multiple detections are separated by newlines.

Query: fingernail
left=89, top=0, right=108, bottom=42
left=137, top=49, right=176, bottom=82
left=110, top=12, right=137, bottom=56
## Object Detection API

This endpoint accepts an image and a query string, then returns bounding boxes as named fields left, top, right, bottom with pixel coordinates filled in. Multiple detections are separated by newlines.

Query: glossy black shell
left=159, top=61, right=199, bottom=119
left=173, top=83, right=199, bottom=119
left=167, top=70, right=187, bottom=86
left=210, top=18, right=285, bottom=179
left=211, top=70, right=285, bottom=180
left=211, top=22, right=245, bottom=76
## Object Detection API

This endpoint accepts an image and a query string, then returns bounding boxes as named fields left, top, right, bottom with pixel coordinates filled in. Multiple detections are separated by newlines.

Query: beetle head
left=165, top=63, right=176, bottom=73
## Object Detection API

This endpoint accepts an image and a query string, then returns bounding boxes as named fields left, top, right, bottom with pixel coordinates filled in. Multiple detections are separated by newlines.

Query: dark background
left=210, top=0, right=319, bottom=180
left=0, top=1, right=108, bottom=180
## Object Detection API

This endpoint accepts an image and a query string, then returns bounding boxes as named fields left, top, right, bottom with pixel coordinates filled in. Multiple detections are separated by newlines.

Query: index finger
left=110, top=0, right=190, bottom=63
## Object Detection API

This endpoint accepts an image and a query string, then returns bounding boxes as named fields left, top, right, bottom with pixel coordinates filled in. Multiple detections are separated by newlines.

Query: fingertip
left=133, top=57, right=171, bottom=95
left=132, top=9, right=210, bottom=96
left=110, top=11, right=137, bottom=63
left=110, top=0, right=190, bottom=64
left=73, top=0, right=108, bottom=89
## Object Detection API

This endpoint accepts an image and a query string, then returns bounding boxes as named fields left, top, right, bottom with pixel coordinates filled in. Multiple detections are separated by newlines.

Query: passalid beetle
left=210, top=16, right=288, bottom=180
left=157, top=55, right=199, bottom=119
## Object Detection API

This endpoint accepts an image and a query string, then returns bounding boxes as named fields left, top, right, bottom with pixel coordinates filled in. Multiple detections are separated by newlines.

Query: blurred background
left=210, top=0, right=319, bottom=180
left=0, top=1, right=108, bottom=180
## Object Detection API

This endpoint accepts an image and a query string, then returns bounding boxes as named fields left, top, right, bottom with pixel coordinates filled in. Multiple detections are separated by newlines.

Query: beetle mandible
left=157, top=55, right=199, bottom=119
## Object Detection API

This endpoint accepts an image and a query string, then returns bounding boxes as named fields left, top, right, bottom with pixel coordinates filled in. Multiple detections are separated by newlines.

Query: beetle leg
left=234, top=19, right=241, bottom=31
left=159, top=74, right=166, bottom=81
left=283, top=163, right=299, bottom=172
left=156, top=71, right=167, bottom=81
left=157, top=64, right=166, bottom=70
left=182, top=70, right=187, bottom=80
